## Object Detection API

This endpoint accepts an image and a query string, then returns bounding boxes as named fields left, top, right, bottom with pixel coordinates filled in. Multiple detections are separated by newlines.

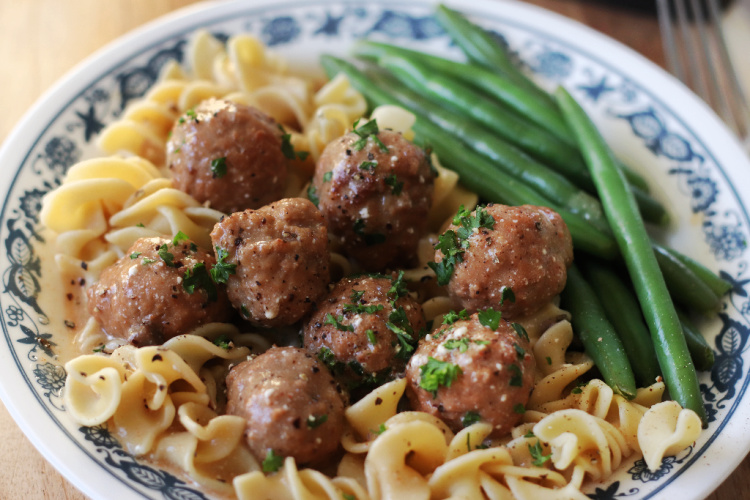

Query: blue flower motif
left=742, top=300, right=750, bottom=316
left=81, top=425, right=121, bottom=449
left=43, top=136, right=80, bottom=175
left=532, top=49, right=572, bottom=79
left=262, top=16, right=301, bottom=46
left=5, top=305, right=23, bottom=326
left=19, top=188, right=47, bottom=221
left=33, top=362, right=66, bottom=394
left=628, top=456, right=675, bottom=482
left=687, top=176, right=718, bottom=213
left=705, top=223, right=747, bottom=261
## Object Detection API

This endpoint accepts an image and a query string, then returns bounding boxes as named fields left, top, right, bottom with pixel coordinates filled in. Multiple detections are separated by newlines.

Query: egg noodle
left=44, top=31, right=701, bottom=499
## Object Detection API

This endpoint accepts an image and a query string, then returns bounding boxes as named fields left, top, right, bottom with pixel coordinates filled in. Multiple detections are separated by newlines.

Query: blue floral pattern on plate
left=1, top=2, right=748, bottom=499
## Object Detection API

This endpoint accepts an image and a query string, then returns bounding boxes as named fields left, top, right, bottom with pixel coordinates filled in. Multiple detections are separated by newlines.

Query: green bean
left=353, top=39, right=651, bottom=194
left=361, top=65, right=610, bottom=231
left=581, top=259, right=661, bottom=387
left=556, top=85, right=707, bottom=425
left=561, top=265, right=638, bottom=399
left=677, top=310, right=715, bottom=372
left=653, top=242, right=723, bottom=314
left=320, top=55, right=619, bottom=259
left=434, top=4, right=548, bottom=101
left=666, top=247, right=732, bottom=298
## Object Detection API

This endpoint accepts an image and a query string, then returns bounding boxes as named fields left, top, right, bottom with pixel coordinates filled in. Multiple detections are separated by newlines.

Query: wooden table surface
left=0, top=0, right=747, bottom=499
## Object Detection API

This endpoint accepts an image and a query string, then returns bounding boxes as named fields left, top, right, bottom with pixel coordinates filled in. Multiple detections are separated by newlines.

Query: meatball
left=87, top=236, right=232, bottom=346
left=303, top=274, right=426, bottom=390
left=435, top=204, right=573, bottom=319
left=167, top=98, right=288, bottom=213
left=225, top=346, right=347, bottom=467
left=405, top=313, right=535, bottom=436
left=210, top=198, right=329, bottom=328
left=313, top=124, right=434, bottom=271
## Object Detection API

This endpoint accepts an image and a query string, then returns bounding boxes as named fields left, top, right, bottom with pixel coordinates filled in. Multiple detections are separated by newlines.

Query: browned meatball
left=434, top=204, right=573, bottom=319
left=210, top=198, right=329, bottom=328
left=87, top=236, right=232, bottom=346
left=312, top=124, right=434, bottom=271
left=167, top=98, right=288, bottom=213
left=303, top=274, right=426, bottom=390
left=405, top=312, right=535, bottom=436
left=225, top=346, right=347, bottom=468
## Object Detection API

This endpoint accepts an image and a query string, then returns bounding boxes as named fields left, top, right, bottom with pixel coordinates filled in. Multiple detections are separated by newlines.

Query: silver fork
left=656, top=0, right=750, bottom=148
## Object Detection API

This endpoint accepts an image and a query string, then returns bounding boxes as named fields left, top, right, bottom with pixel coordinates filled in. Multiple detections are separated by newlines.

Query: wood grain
left=0, top=1, right=746, bottom=499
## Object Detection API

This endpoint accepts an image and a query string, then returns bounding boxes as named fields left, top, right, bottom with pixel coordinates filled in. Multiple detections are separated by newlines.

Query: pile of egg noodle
left=42, top=31, right=702, bottom=499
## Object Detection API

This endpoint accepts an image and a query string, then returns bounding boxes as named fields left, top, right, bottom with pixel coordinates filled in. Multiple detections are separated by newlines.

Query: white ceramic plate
left=2, top=1, right=750, bottom=499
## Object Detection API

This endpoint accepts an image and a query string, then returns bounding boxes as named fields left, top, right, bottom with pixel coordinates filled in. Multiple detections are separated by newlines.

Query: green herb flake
left=240, top=304, right=250, bottom=318
left=500, top=286, right=516, bottom=305
left=546, top=356, right=552, bottom=365
left=477, top=307, right=502, bottom=330
left=427, top=230, right=463, bottom=286
left=182, top=262, right=217, bottom=301
left=351, top=290, right=365, bottom=302
left=317, top=346, right=343, bottom=374
left=141, top=257, right=156, bottom=265
left=512, top=322, right=530, bottom=342
left=307, top=184, right=319, bottom=208
left=172, top=231, right=190, bottom=246
left=513, top=342, right=526, bottom=359
left=509, top=364, right=524, bottom=387
left=513, top=403, right=526, bottom=414
left=359, top=160, right=377, bottom=171
left=385, top=174, right=404, bottom=195
left=130, top=252, right=142, bottom=259
left=210, top=156, right=227, bottom=178
left=93, top=344, right=105, bottom=353
left=366, top=329, right=378, bottom=345
left=371, top=423, right=387, bottom=435
left=388, top=270, right=408, bottom=299
left=462, top=410, right=481, bottom=427
left=213, top=334, right=232, bottom=350
left=387, top=306, right=416, bottom=360
left=323, top=171, right=333, bottom=182
left=419, top=357, right=463, bottom=397
left=444, top=338, right=471, bottom=353
left=324, top=313, right=354, bottom=332
left=453, top=204, right=496, bottom=241
left=135, top=223, right=146, bottom=228
left=211, top=246, right=237, bottom=284
left=528, top=440, right=551, bottom=467
left=351, top=119, right=388, bottom=152
left=278, top=124, right=309, bottom=161
left=442, top=309, right=469, bottom=325
left=306, top=414, right=328, bottom=428
left=178, top=108, right=198, bottom=125
left=343, top=494, right=356, bottom=500
left=474, top=340, right=491, bottom=346
left=262, top=449, right=284, bottom=473
left=524, top=430, right=535, bottom=438
left=157, top=244, right=176, bottom=267
left=343, top=303, right=384, bottom=315
left=353, top=218, right=386, bottom=246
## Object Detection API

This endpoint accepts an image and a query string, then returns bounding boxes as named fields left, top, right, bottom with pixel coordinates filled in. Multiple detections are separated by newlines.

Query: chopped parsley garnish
left=157, top=244, right=176, bottom=267
left=93, top=344, right=105, bottom=353
left=307, top=184, right=319, bottom=207
left=385, top=174, right=403, bottom=195
left=508, top=364, right=523, bottom=387
left=513, top=343, right=526, bottom=359
left=343, top=303, right=384, bottom=314
left=528, top=440, right=551, bottom=466
left=136, top=223, right=145, bottom=228
left=500, top=286, right=516, bottom=305
left=427, top=230, right=463, bottom=286
left=210, top=156, right=227, bottom=178
left=182, top=262, right=217, bottom=301
left=514, top=403, right=526, bottom=414
left=366, top=329, right=377, bottom=345
left=306, top=414, right=328, bottom=428
left=474, top=340, right=491, bottom=346
left=359, top=160, right=377, bottom=171
left=324, top=313, right=354, bottom=332
left=343, top=494, right=356, bottom=500
left=524, top=430, right=535, bottom=438
left=442, top=309, right=469, bottom=325
left=388, top=270, right=409, bottom=299
left=353, top=218, right=386, bottom=246
left=240, top=304, right=250, bottom=318
left=371, top=423, right=387, bottom=435
left=387, top=306, right=416, bottom=360
left=462, top=410, right=481, bottom=427
left=351, top=290, right=365, bottom=302
left=323, top=171, right=333, bottom=182
left=130, top=252, right=142, bottom=259
left=278, top=124, right=309, bottom=160
left=419, top=357, right=462, bottom=397
left=444, top=338, right=471, bottom=353
left=178, top=108, right=198, bottom=124
left=351, top=119, right=388, bottom=152
left=172, top=231, right=190, bottom=246
left=211, top=246, right=237, bottom=284
left=213, top=334, right=232, bottom=350
left=262, top=449, right=284, bottom=473
left=511, top=322, right=530, bottom=342
left=141, top=257, right=156, bottom=265
left=546, top=356, right=552, bottom=365
left=571, top=381, right=587, bottom=394
left=317, top=346, right=343, bottom=374
left=478, top=307, right=502, bottom=330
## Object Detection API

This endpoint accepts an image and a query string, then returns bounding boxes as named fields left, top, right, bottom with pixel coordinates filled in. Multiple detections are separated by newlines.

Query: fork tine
left=657, top=0, right=686, bottom=82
